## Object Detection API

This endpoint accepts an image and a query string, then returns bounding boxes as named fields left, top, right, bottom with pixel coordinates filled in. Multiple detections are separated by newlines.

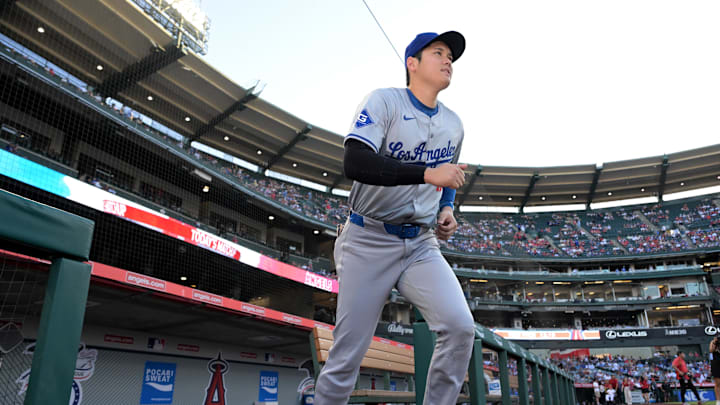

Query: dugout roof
left=2, top=0, right=719, bottom=210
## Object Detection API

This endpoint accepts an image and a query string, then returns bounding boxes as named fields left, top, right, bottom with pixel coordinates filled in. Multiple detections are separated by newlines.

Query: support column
left=531, top=363, right=542, bottom=405
left=412, top=310, right=434, bottom=405
left=468, top=338, right=486, bottom=405
left=498, top=350, right=511, bottom=405
left=552, top=371, right=560, bottom=405
left=25, top=259, right=92, bottom=405
left=517, top=358, right=529, bottom=405
left=542, top=367, right=552, bottom=405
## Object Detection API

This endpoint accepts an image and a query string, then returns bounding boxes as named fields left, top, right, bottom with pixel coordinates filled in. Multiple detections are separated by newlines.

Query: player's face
left=417, top=41, right=454, bottom=90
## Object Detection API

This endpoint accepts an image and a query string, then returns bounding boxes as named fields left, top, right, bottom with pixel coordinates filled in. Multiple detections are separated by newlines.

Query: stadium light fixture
left=607, top=192, right=612, bottom=196
left=507, top=197, right=512, bottom=201
left=541, top=196, right=546, bottom=201
left=191, top=284, right=197, bottom=288
left=202, top=185, right=209, bottom=193
left=584, top=281, right=604, bottom=285
left=536, top=282, right=544, bottom=285
left=717, top=175, right=720, bottom=180
left=613, top=280, right=632, bottom=283
left=147, top=95, right=153, bottom=101
left=323, top=172, right=328, bottom=177
left=552, top=281, right=571, bottom=285
left=572, top=195, right=577, bottom=199
left=313, top=230, right=320, bottom=235
left=268, top=215, right=275, bottom=220
left=180, top=276, right=187, bottom=281
left=657, top=305, right=699, bottom=311
left=470, top=279, right=488, bottom=283
left=96, top=65, right=103, bottom=71
left=641, top=188, right=645, bottom=192
left=680, top=182, right=685, bottom=186
left=37, top=27, right=45, bottom=33
left=185, top=116, right=191, bottom=122
left=478, top=196, right=483, bottom=200
left=223, top=136, right=229, bottom=141
left=292, top=163, right=298, bottom=168
left=256, top=149, right=262, bottom=155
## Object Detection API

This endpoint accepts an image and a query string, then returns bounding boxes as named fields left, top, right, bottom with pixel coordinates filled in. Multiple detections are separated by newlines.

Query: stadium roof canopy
left=3, top=0, right=720, bottom=210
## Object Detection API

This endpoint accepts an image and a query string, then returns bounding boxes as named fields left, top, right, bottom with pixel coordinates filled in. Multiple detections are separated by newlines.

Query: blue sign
left=679, top=389, right=715, bottom=402
left=390, top=381, right=397, bottom=391
left=140, top=361, right=176, bottom=404
left=259, top=370, right=279, bottom=401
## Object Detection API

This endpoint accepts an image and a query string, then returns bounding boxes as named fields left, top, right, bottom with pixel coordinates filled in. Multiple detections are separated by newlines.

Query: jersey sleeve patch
left=354, top=109, right=375, bottom=129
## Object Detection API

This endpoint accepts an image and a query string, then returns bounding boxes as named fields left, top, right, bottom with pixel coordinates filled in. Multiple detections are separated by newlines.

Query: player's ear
left=406, top=56, right=418, bottom=73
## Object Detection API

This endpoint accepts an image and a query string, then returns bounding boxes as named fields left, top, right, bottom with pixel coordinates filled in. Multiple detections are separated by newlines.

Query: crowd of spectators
left=641, top=204, right=671, bottom=227
left=2, top=38, right=720, bottom=261
left=617, top=230, right=691, bottom=254
left=553, top=353, right=710, bottom=386
left=675, top=201, right=720, bottom=229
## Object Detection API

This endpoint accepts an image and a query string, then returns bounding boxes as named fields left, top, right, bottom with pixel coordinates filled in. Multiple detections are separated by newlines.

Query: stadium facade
left=0, top=1, right=719, bottom=403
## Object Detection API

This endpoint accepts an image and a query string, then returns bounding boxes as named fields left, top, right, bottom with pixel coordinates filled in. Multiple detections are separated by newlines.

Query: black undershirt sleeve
left=343, top=139, right=427, bottom=186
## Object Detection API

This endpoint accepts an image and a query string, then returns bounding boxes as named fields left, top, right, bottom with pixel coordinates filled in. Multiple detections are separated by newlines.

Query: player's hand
left=424, top=164, right=467, bottom=189
left=436, top=207, right=457, bottom=241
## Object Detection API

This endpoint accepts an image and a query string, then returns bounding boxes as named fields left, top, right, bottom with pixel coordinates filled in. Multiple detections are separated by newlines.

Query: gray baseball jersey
left=345, top=87, right=464, bottom=226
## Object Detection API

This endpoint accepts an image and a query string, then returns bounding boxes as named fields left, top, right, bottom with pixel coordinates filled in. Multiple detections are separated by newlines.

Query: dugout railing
left=0, top=189, right=95, bottom=404
left=414, top=310, right=576, bottom=405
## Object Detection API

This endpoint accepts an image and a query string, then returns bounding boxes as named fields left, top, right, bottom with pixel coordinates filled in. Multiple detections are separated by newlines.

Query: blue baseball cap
left=404, top=31, right=465, bottom=64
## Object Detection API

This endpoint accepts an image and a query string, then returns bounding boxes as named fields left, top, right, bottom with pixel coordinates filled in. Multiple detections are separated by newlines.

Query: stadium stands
left=553, top=353, right=710, bottom=386
left=2, top=36, right=719, bottom=264
left=1, top=4, right=719, bottom=402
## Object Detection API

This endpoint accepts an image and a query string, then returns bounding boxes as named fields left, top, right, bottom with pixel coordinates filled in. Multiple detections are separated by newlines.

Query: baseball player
left=314, top=31, right=474, bottom=405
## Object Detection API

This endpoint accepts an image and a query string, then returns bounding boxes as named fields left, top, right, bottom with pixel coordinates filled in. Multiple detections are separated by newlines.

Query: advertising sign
left=140, top=361, right=176, bottom=404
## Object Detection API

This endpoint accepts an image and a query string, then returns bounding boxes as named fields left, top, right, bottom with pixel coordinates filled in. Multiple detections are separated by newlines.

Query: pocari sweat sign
left=259, top=370, right=279, bottom=402
left=140, top=361, right=176, bottom=404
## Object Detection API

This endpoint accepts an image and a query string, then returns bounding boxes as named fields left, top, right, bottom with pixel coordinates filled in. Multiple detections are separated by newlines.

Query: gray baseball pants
left=314, top=215, right=475, bottom=405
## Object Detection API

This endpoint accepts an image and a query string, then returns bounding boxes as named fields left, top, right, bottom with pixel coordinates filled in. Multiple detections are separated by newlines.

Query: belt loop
left=349, top=212, right=364, bottom=227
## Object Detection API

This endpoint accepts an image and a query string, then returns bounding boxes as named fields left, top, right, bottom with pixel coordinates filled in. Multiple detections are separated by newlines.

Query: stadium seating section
left=1, top=39, right=719, bottom=272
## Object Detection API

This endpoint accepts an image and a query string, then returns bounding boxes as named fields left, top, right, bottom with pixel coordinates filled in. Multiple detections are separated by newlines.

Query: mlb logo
left=147, top=337, right=166, bottom=351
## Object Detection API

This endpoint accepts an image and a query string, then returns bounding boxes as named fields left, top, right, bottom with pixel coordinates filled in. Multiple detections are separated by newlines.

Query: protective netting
left=0, top=253, right=48, bottom=403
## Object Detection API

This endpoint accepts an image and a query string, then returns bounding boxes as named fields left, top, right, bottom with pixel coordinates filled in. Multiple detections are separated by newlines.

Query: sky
left=199, top=1, right=720, bottom=168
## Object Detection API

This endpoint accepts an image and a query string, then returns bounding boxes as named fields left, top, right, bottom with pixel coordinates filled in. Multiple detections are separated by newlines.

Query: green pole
left=25, top=259, right=92, bottom=405
left=497, top=350, right=511, bottom=405
left=412, top=309, right=434, bottom=405
left=468, top=338, right=486, bottom=405
left=542, top=367, right=551, bottom=405
left=530, top=363, right=542, bottom=405
left=517, top=357, right=529, bottom=405
left=552, top=371, right=560, bottom=405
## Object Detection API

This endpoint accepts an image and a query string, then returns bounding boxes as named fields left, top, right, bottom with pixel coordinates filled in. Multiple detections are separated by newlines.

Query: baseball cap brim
left=433, top=31, right=465, bottom=62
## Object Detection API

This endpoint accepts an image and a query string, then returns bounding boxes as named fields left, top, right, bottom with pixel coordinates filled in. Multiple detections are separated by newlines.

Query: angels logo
left=15, top=342, right=98, bottom=404
left=296, top=358, right=315, bottom=396
left=203, top=353, right=229, bottom=405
